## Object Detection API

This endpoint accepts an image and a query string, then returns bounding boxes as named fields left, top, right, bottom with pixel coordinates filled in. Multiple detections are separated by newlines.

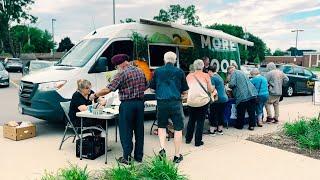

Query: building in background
left=265, top=51, right=320, bottom=68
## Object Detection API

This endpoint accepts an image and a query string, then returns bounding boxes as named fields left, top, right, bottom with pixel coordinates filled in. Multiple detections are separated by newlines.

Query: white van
left=18, top=19, right=253, bottom=123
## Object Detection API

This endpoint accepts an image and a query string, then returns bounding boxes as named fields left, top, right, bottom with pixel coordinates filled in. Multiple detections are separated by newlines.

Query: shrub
left=284, top=117, right=320, bottom=150
left=140, top=155, right=187, bottom=180
left=101, top=156, right=188, bottom=180
left=41, top=164, right=89, bottom=180
left=102, top=162, right=141, bottom=180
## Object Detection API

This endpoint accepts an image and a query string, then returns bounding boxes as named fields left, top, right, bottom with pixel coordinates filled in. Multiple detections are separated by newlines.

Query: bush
left=102, top=156, right=188, bottom=180
left=41, top=164, right=89, bottom=180
left=284, top=117, right=320, bottom=150
left=140, top=155, right=187, bottom=180
left=102, top=162, right=141, bottom=180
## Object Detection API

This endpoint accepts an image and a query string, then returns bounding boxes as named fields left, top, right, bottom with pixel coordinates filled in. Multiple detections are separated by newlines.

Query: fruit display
left=134, top=59, right=152, bottom=81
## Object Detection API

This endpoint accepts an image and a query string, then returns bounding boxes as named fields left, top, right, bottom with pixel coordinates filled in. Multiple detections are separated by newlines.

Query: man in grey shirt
left=264, top=62, right=289, bottom=123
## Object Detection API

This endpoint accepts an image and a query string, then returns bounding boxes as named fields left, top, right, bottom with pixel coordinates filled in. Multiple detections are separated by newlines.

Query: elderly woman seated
left=68, top=79, right=106, bottom=135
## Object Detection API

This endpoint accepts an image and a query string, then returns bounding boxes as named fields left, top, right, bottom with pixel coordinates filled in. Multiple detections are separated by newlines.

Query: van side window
left=100, top=40, right=133, bottom=71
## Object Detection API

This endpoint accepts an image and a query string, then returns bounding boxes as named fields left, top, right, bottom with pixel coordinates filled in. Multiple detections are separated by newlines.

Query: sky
left=29, top=0, right=320, bottom=52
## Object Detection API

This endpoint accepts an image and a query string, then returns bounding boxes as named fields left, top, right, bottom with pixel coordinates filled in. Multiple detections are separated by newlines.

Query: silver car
left=0, top=62, right=10, bottom=87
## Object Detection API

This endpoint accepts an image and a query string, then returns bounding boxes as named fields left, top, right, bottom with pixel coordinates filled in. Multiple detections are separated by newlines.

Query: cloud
left=29, top=0, right=320, bottom=51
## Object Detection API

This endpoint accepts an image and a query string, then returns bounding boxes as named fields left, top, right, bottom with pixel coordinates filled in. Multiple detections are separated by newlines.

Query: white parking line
left=10, top=80, right=20, bottom=88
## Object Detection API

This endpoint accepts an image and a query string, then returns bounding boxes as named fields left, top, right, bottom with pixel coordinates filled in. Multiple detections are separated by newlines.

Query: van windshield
left=56, top=38, right=107, bottom=67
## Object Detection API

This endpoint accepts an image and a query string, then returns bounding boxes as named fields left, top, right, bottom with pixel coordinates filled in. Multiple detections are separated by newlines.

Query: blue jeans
left=256, top=95, right=269, bottom=120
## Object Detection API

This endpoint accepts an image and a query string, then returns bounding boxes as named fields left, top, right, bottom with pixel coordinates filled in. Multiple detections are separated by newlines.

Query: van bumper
left=19, top=89, right=69, bottom=123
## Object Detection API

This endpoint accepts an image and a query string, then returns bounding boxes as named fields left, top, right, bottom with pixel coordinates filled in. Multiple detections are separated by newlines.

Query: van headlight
left=38, top=80, right=67, bottom=91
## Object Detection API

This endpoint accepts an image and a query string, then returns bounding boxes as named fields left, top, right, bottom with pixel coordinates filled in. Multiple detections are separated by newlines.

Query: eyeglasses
left=84, top=87, right=91, bottom=90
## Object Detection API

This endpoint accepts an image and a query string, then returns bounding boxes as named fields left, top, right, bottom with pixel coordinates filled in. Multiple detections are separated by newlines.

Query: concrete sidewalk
left=0, top=101, right=319, bottom=180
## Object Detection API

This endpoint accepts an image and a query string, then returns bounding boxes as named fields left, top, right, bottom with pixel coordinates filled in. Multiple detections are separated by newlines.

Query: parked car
left=4, top=58, right=23, bottom=72
left=0, top=62, right=10, bottom=87
left=259, top=64, right=319, bottom=97
left=23, top=60, right=56, bottom=76
left=240, top=65, right=256, bottom=78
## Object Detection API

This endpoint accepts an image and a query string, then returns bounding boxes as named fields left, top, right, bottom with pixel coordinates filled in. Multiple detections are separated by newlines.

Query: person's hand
left=89, top=94, right=96, bottom=101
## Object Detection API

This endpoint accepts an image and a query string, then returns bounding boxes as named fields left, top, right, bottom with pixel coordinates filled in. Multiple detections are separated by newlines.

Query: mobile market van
left=18, top=19, right=253, bottom=123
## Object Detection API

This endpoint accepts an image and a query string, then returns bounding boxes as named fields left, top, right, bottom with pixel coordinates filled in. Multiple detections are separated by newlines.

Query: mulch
left=247, top=131, right=320, bottom=160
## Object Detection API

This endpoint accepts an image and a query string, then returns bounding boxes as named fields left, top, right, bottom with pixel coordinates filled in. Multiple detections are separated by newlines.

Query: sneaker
left=195, top=141, right=204, bottom=147
left=173, top=154, right=183, bottom=163
left=117, top=157, right=129, bottom=165
left=206, top=130, right=216, bottom=136
left=266, top=117, right=274, bottom=123
left=248, top=126, right=254, bottom=131
left=216, top=130, right=224, bottom=135
left=159, top=149, right=166, bottom=158
left=273, top=118, right=279, bottom=123
left=185, top=140, right=191, bottom=144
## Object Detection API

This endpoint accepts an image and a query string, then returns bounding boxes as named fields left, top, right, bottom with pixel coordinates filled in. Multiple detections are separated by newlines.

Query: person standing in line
left=90, top=54, right=147, bottom=165
left=149, top=51, right=189, bottom=163
left=207, top=65, right=228, bottom=135
left=264, top=62, right=289, bottom=123
left=250, top=68, right=269, bottom=127
left=227, top=65, right=258, bottom=130
left=202, top=56, right=210, bottom=73
left=186, top=59, right=214, bottom=146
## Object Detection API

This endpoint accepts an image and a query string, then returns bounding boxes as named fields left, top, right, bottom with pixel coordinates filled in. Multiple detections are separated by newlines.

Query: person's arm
left=78, top=105, right=87, bottom=112
left=148, top=70, right=157, bottom=91
left=282, top=73, right=289, bottom=85
left=229, top=73, right=236, bottom=88
left=181, top=71, right=189, bottom=94
left=206, top=75, right=214, bottom=93
left=90, top=73, right=122, bottom=100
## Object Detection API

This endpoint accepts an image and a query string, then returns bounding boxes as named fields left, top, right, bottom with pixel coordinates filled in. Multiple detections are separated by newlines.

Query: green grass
left=102, top=156, right=188, bottom=180
left=140, top=155, right=187, bottom=180
left=284, top=117, right=320, bottom=150
left=41, top=164, right=89, bottom=180
left=309, top=67, right=320, bottom=72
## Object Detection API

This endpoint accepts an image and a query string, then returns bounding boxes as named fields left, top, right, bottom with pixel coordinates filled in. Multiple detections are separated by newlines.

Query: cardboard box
left=3, top=123, right=36, bottom=141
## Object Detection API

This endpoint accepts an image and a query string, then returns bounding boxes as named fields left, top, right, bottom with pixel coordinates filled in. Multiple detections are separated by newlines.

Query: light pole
left=52, top=18, right=56, bottom=61
left=291, top=29, right=304, bottom=61
left=113, top=0, right=115, bottom=24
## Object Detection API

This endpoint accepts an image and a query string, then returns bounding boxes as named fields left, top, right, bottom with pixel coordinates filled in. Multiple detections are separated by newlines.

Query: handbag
left=193, top=75, right=217, bottom=104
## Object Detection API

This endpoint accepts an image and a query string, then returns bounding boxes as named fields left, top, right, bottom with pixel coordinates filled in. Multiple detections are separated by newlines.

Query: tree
left=265, top=48, right=272, bottom=56
left=254, top=56, right=260, bottom=64
left=207, top=24, right=267, bottom=63
left=247, top=33, right=267, bottom=62
left=120, top=18, right=136, bottom=23
left=0, top=0, right=37, bottom=57
left=273, top=49, right=286, bottom=56
left=57, top=37, right=74, bottom=52
left=153, top=4, right=201, bottom=26
left=10, top=25, right=54, bottom=54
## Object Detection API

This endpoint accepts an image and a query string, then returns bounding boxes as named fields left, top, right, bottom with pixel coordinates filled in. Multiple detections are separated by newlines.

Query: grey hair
left=77, top=79, right=91, bottom=91
left=164, top=51, right=177, bottom=64
left=193, top=59, right=204, bottom=70
left=266, top=62, right=276, bottom=71
left=250, top=68, right=260, bottom=76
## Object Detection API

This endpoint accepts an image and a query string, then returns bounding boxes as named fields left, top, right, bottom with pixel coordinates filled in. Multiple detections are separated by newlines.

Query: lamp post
left=113, top=0, right=115, bottom=24
left=291, top=29, right=304, bottom=62
left=52, top=18, right=56, bottom=61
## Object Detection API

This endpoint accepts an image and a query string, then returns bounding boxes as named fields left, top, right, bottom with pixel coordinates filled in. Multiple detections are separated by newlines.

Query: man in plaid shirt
left=91, top=54, right=147, bottom=165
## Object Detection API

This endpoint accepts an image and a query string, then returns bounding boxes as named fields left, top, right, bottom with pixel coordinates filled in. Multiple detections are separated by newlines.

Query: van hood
left=21, top=66, right=81, bottom=83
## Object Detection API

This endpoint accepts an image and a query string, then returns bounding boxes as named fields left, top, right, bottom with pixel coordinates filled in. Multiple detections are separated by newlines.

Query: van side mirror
left=89, top=57, right=107, bottom=73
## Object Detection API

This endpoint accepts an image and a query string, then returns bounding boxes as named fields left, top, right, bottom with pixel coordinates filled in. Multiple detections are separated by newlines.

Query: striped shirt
left=107, top=65, right=147, bottom=101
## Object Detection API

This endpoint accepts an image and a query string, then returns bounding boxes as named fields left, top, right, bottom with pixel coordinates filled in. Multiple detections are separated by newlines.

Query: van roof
left=84, top=19, right=254, bottom=46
